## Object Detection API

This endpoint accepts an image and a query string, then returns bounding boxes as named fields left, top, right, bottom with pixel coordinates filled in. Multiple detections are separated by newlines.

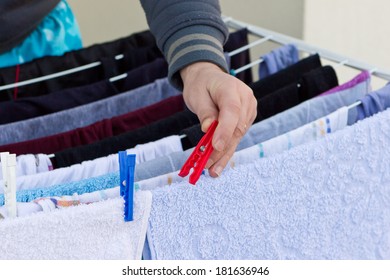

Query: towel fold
left=0, top=191, right=152, bottom=260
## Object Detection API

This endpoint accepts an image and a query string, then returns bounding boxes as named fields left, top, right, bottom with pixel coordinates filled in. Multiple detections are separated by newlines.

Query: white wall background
left=67, top=0, right=304, bottom=81
left=303, top=0, right=390, bottom=89
left=67, top=0, right=148, bottom=46
left=67, top=0, right=304, bottom=45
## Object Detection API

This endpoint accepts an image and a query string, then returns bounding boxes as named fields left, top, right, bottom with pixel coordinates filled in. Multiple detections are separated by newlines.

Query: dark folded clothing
left=0, top=30, right=160, bottom=101
left=0, top=95, right=185, bottom=155
left=52, top=109, right=200, bottom=168
left=0, top=58, right=169, bottom=125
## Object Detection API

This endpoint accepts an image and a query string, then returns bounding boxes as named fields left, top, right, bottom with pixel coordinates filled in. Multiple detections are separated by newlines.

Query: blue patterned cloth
left=0, top=0, right=82, bottom=68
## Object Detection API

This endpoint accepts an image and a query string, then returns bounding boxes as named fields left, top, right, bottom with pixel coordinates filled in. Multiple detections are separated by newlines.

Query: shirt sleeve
left=139, top=0, right=229, bottom=90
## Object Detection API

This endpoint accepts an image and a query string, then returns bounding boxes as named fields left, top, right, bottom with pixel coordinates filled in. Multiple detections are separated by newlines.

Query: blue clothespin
left=118, top=152, right=136, bottom=222
left=118, top=151, right=127, bottom=197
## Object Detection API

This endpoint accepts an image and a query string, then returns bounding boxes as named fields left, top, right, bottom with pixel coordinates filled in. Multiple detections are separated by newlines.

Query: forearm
left=140, top=0, right=229, bottom=89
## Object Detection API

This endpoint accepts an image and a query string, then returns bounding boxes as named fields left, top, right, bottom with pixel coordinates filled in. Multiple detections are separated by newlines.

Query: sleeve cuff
left=164, top=25, right=229, bottom=90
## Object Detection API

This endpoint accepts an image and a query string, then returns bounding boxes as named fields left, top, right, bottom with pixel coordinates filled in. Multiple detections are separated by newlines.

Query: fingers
left=180, top=61, right=257, bottom=178
left=207, top=130, right=242, bottom=177
left=206, top=96, right=256, bottom=177
left=211, top=75, right=256, bottom=147
left=204, top=81, right=256, bottom=177
left=212, top=87, right=241, bottom=152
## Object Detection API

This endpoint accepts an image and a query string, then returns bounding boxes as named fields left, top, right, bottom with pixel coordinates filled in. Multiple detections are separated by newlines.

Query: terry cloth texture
left=146, top=109, right=390, bottom=260
left=0, top=192, right=152, bottom=260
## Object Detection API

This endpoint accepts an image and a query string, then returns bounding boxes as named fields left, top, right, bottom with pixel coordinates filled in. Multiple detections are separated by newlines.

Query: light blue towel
left=258, top=44, right=299, bottom=79
left=146, top=109, right=390, bottom=260
left=0, top=172, right=119, bottom=205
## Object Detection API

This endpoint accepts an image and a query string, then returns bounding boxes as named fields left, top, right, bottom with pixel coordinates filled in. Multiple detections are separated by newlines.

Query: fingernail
left=214, top=139, right=225, bottom=152
left=213, top=166, right=223, bottom=177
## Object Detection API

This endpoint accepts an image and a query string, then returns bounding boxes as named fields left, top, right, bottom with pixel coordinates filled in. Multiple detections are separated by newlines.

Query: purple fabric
left=319, top=71, right=370, bottom=96
left=356, top=82, right=390, bottom=121
left=259, top=44, right=299, bottom=79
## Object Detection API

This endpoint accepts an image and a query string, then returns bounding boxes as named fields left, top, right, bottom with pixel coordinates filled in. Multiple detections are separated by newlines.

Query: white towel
left=0, top=191, right=152, bottom=260
left=146, top=109, right=390, bottom=260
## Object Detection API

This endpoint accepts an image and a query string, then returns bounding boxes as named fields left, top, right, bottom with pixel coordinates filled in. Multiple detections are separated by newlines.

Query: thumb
left=201, top=116, right=215, bottom=133
left=197, top=104, right=219, bottom=133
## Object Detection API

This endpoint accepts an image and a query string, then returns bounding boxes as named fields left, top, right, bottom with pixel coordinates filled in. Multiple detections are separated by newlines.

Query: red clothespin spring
left=178, top=120, right=218, bottom=185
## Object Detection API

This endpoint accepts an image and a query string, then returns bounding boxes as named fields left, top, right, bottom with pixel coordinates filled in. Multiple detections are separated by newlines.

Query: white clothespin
left=1, top=152, right=17, bottom=218
left=1, top=153, right=9, bottom=201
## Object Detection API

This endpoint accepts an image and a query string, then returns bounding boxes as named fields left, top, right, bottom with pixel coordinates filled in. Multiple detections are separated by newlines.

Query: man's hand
left=180, top=61, right=257, bottom=177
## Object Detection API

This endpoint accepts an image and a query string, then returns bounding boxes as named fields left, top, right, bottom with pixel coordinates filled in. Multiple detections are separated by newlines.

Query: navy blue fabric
left=0, top=58, right=169, bottom=125
left=0, top=30, right=160, bottom=101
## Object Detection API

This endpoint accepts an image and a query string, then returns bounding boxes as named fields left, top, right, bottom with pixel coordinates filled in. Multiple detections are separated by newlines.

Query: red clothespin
left=179, top=120, right=218, bottom=185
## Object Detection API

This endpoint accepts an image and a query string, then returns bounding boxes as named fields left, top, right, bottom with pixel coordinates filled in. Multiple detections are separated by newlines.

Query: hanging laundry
left=229, top=106, right=348, bottom=166
left=356, top=82, right=390, bottom=121
left=11, top=172, right=120, bottom=206
left=254, top=66, right=338, bottom=122
left=0, top=95, right=184, bottom=155
left=121, top=69, right=370, bottom=184
left=145, top=108, right=390, bottom=260
left=258, top=44, right=299, bottom=79
left=237, top=70, right=371, bottom=149
left=0, top=187, right=119, bottom=219
left=0, top=28, right=248, bottom=101
left=181, top=63, right=340, bottom=149
left=0, top=59, right=172, bottom=145
left=225, top=28, right=253, bottom=84
left=251, top=54, right=322, bottom=99
left=0, top=135, right=183, bottom=202
left=0, top=191, right=152, bottom=260
left=176, top=54, right=324, bottom=148
left=135, top=106, right=348, bottom=191
left=0, top=30, right=159, bottom=100
left=0, top=154, right=52, bottom=180
left=0, top=56, right=170, bottom=125
left=52, top=110, right=199, bottom=168
left=319, top=70, right=371, bottom=96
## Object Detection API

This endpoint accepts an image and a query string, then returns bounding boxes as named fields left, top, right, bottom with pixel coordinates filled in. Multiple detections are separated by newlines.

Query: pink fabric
left=319, top=70, right=370, bottom=96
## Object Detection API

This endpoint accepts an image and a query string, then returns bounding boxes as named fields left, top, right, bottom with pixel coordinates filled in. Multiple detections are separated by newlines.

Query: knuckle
left=226, top=101, right=242, bottom=116
left=233, top=126, right=246, bottom=138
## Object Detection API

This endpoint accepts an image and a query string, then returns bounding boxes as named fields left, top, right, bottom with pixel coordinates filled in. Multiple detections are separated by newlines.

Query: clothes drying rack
left=222, top=16, right=390, bottom=82
left=1, top=16, right=390, bottom=92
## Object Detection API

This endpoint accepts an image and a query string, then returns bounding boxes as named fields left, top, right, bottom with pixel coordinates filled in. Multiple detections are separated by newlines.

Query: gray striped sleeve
left=140, top=0, right=229, bottom=90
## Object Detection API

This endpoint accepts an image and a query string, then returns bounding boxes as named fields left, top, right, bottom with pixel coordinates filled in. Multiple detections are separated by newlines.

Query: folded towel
left=146, top=109, right=390, bottom=260
left=0, top=191, right=152, bottom=260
